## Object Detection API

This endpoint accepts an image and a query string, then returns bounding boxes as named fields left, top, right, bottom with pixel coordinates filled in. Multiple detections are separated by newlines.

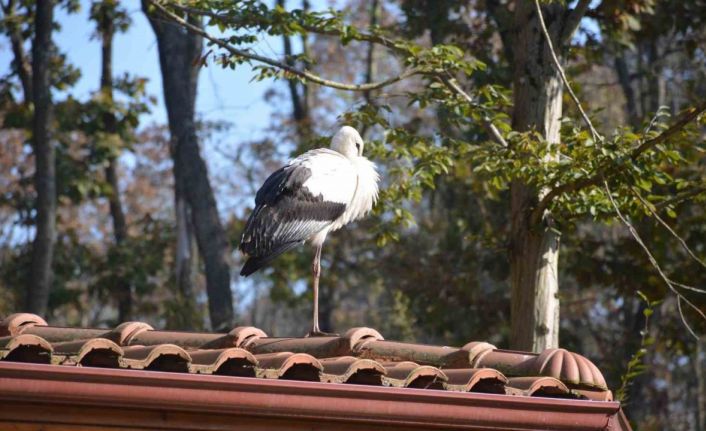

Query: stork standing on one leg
left=239, top=126, right=379, bottom=336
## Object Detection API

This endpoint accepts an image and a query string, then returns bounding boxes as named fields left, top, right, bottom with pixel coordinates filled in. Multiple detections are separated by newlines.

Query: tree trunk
left=98, top=1, right=132, bottom=321
left=279, top=0, right=312, bottom=141
left=614, top=55, right=640, bottom=128
left=645, top=40, right=665, bottom=115
left=508, top=2, right=565, bottom=352
left=143, top=4, right=234, bottom=330
left=363, top=0, right=379, bottom=106
left=173, top=145, right=198, bottom=312
left=26, top=0, right=56, bottom=317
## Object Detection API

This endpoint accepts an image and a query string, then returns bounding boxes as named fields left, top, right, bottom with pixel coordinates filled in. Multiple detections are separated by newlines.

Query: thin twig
left=603, top=180, right=702, bottom=339
left=631, top=186, right=706, bottom=270
left=677, top=296, right=698, bottom=340
left=670, top=280, right=706, bottom=296
left=147, top=0, right=420, bottom=92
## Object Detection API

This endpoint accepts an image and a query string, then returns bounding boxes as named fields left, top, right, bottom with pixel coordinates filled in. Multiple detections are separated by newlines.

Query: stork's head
left=331, top=126, right=364, bottom=159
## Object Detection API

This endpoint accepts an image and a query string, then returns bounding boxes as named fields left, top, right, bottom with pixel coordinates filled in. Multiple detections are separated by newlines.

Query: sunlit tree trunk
left=143, top=3, right=234, bottom=330
left=26, top=0, right=56, bottom=317
left=508, top=2, right=566, bottom=352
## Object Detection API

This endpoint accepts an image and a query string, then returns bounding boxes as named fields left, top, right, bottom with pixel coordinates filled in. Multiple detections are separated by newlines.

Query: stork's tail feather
left=239, top=241, right=301, bottom=276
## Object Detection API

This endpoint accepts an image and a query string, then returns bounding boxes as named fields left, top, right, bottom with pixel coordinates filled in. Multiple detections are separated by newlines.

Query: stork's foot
left=305, top=329, right=339, bottom=337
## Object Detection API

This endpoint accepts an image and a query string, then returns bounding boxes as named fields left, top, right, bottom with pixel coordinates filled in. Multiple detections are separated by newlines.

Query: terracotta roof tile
left=0, top=333, right=53, bottom=363
left=189, top=347, right=257, bottom=376
left=320, top=356, right=385, bottom=384
left=443, top=368, right=508, bottom=393
left=254, top=351, right=323, bottom=380
left=0, top=313, right=615, bottom=402
left=53, top=337, right=123, bottom=367
left=506, top=376, right=573, bottom=397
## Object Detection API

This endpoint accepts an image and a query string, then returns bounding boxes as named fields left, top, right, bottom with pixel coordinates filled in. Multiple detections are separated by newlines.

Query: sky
left=50, top=1, right=277, bottom=136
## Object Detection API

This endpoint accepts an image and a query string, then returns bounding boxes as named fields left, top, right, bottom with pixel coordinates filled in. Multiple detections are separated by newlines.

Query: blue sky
left=49, top=1, right=278, bottom=136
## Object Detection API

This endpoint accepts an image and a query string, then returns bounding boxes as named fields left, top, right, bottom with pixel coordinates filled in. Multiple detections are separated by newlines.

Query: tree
left=142, top=2, right=234, bottom=330
left=91, top=0, right=132, bottom=321
left=27, top=0, right=57, bottom=316
left=505, top=1, right=581, bottom=351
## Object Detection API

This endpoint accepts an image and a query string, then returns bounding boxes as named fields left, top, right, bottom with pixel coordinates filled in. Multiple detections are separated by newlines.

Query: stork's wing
left=239, top=149, right=357, bottom=276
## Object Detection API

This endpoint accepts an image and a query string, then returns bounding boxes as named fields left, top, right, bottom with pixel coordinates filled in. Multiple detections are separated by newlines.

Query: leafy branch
left=146, top=0, right=422, bottom=92
left=530, top=101, right=706, bottom=225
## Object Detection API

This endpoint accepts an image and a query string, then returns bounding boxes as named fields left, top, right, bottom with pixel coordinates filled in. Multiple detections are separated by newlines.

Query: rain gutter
left=0, top=362, right=626, bottom=430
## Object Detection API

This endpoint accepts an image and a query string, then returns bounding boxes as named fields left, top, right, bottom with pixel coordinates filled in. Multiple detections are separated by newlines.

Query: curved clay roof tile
left=0, top=313, right=47, bottom=337
left=533, top=348, right=607, bottom=389
left=0, top=334, right=53, bottom=363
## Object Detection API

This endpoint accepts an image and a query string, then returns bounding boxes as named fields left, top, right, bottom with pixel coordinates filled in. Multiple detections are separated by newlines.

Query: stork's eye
left=355, top=143, right=361, bottom=151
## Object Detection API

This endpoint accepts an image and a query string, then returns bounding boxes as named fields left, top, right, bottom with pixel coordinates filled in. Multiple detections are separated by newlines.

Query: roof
left=0, top=313, right=632, bottom=430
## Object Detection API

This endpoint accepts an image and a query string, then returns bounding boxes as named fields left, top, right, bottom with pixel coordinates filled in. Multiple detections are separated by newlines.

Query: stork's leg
left=310, top=244, right=322, bottom=334
left=307, top=244, right=336, bottom=337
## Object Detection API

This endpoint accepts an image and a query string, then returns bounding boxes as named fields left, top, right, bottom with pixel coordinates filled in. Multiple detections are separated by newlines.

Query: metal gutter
left=0, top=362, right=625, bottom=430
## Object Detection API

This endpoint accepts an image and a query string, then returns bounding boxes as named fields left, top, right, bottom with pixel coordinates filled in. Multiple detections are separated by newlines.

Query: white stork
left=239, top=126, right=379, bottom=336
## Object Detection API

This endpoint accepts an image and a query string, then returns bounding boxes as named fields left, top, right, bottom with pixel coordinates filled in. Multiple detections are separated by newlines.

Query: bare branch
left=147, top=0, right=420, bottom=92
left=604, top=180, right=703, bottom=339
left=677, top=297, right=700, bottom=340
left=631, top=187, right=706, bottom=271
left=671, top=280, right=706, bottom=296
left=631, top=103, right=706, bottom=158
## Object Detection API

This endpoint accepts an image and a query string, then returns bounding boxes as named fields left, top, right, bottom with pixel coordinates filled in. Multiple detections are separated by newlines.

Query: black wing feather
left=239, top=163, right=346, bottom=276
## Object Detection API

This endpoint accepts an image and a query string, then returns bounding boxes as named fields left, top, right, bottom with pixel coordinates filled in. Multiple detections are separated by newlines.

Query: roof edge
left=0, top=361, right=626, bottom=431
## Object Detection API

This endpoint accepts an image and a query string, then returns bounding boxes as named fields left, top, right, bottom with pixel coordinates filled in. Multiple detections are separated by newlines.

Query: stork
left=239, top=126, right=379, bottom=336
